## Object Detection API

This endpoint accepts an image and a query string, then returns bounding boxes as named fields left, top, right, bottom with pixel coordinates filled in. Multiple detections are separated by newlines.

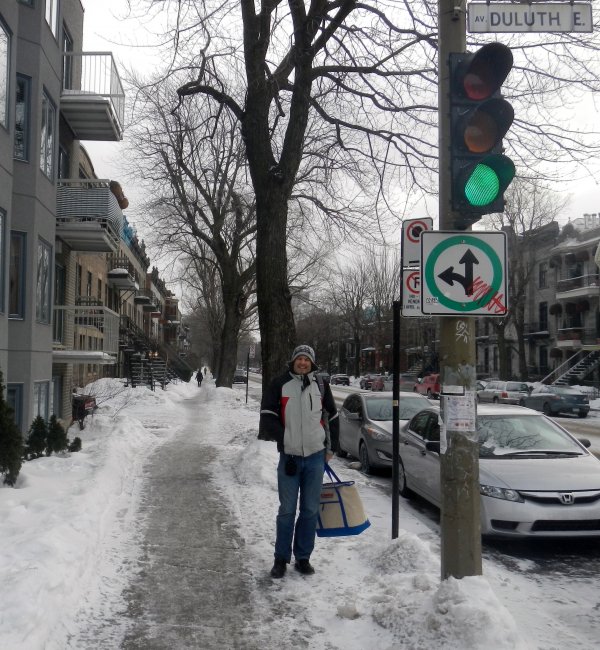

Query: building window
left=36, top=238, right=52, bottom=323
left=58, top=145, right=70, bottom=179
left=539, top=346, right=548, bottom=373
left=0, top=209, right=5, bottom=312
left=53, top=263, right=65, bottom=343
left=6, top=384, right=23, bottom=433
left=33, top=381, right=50, bottom=420
left=0, top=18, right=10, bottom=129
left=45, top=0, right=60, bottom=38
left=14, top=74, right=31, bottom=160
left=86, top=271, right=92, bottom=297
left=62, top=24, right=73, bottom=90
left=539, top=302, right=548, bottom=331
left=40, top=90, right=56, bottom=179
left=9, top=231, right=26, bottom=319
left=538, top=262, right=547, bottom=289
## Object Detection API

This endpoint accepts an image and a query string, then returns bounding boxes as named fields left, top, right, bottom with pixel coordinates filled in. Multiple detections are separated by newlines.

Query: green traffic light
left=465, top=163, right=500, bottom=207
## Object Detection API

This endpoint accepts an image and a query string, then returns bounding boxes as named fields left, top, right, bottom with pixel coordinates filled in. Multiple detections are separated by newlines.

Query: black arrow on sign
left=438, top=249, right=479, bottom=296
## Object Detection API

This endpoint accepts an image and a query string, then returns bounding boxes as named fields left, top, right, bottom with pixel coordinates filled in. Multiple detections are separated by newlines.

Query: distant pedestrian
left=259, top=345, right=339, bottom=579
left=196, top=370, right=203, bottom=387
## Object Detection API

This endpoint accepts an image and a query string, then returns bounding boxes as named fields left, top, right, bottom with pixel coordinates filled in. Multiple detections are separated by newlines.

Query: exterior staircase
left=541, top=350, right=600, bottom=386
left=120, top=316, right=194, bottom=389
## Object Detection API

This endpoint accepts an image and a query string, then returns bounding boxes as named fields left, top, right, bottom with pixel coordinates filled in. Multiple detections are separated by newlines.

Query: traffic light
left=450, top=42, right=515, bottom=227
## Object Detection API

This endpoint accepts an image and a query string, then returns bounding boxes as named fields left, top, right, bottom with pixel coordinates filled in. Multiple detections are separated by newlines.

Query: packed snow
left=1, top=378, right=599, bottom=649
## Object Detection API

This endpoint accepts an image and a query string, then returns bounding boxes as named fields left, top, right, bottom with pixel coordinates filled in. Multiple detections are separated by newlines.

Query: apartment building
left=1, top=1, right=192, bottom=433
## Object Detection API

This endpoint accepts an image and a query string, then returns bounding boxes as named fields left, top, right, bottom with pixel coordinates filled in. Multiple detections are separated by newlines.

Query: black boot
left=294, top=559, right=315, bottom=575
left=270, top=558, right=287, bottom=579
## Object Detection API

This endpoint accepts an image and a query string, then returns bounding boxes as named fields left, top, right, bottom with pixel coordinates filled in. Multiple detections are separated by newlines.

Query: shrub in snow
left=68, top=437, right=82, bottom=453
left=0, top=370, right=23, bottom=486
left=26, top=415, right=48, bottom=459
left=46, top=415, right=69, bottom=455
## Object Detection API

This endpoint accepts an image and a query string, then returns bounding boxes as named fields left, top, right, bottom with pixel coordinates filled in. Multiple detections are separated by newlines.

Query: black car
left=524, top=385, right=589, bottom=418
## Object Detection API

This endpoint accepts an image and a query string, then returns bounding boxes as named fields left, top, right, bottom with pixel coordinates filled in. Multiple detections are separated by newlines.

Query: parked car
left=413, top=373, right=441, bottom=399
left=398, top=403, right=600, bottom=538
left=330, top=374, right=350, bottom=386
left=359, top=374, right=379, bottom=390
left=370, top=374, right=391, bottom=391
left=233, top=370, right=248, bottom=384
left=476, top=379, right=530, bottom=405
left=524, top=385, right=590, bottom=418
left=338, top=391, right=431, bottom=473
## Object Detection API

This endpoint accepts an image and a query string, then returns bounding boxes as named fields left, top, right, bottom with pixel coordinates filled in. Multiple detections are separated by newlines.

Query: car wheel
left=543, top=402, right=552, bottom=416
left=492, top=397, right=499, bottom=404
left=578, top=412, right=588, bottom=419
left=398, top=459, right=411, bottom=498
left=336, top=447, right=348, bottom=458
left=359, top=441, right=372, bottom=475
left=426, top=389, right=432, bottom=399
left=519, top=398, right=526, bottom=406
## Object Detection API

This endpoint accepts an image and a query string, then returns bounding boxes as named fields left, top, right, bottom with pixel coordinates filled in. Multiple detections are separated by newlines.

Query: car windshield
left=365, top=396, right=426, bottom=421
left=506, top=382, right=528, bottom=391
left=551, top=387, right=583, bottom=396
left=477, top=415, right=583, bottom=458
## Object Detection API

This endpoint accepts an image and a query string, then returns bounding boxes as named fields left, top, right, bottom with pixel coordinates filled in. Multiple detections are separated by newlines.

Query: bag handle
left=324, top=463, right=341, bottom=483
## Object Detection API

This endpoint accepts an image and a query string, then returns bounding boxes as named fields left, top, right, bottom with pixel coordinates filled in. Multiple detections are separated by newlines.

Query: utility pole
left=437, top=0, right=482, bottom=579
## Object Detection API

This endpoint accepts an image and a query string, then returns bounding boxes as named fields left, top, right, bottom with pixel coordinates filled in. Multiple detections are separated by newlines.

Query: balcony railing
left=556, top=273, right=600, bottom=298
left=523, top=322, right=550, bottom=337
left=52, top=305, right=119, bottom=364
left=56, top=179, right=123, bottom=253
left=61, top=52, right=125, bottom=141
left=107, top=254, right=141, bottom=289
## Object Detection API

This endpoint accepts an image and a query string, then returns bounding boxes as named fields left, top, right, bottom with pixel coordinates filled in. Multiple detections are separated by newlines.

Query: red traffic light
left=461, top=98, right=514, bottom=154
left=457, top=43, right=513, bottom=101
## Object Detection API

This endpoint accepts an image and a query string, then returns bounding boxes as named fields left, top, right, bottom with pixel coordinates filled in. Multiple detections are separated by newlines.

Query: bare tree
left=126, top=77, right=257, bottom=386
left=328, top=256, right=372, bottom=377
left=129, top=1, right=600, bottom=386
left=483, top=178, right=569, bottom=379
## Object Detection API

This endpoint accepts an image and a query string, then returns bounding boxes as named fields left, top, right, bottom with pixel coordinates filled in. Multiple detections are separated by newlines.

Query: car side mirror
left=425, top=441, right=440, bottom=454
left=578, top=438, right=591, bottom=448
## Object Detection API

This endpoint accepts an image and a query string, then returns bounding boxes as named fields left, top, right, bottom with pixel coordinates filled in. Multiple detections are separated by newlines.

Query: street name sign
left=401, top=217, right=433, bottom=266
left=468, top=2, right=593, bottom=33
left=420, top=231, right=508, bottom=316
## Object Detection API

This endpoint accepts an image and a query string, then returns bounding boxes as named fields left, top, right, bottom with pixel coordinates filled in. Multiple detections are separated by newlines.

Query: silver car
left=338, top=391, right=431, bottom=473
left=399, top=404, right=600, bottom=538
left=477, top=380, right=530, bottom=405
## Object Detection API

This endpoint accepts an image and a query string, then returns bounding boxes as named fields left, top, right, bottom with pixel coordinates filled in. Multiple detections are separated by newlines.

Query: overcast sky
left=80, top=0, right=600, bottom=231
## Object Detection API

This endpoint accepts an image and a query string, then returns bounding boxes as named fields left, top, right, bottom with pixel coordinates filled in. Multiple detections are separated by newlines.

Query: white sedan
left=399, top=404, right=600, bottom=538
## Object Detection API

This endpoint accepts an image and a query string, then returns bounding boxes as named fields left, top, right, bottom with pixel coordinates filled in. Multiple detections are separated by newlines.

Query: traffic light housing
left=450, top=43, right=515, bottom=227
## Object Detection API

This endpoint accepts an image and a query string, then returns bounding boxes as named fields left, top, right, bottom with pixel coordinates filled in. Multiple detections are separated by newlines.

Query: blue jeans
left=274, top=450, right=325, bottom=562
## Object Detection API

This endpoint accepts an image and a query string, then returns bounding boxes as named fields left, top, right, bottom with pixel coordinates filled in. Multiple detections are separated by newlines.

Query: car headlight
left=480, top=484, right=523, bottom=502
left=365, top=426, right=391, bottom=441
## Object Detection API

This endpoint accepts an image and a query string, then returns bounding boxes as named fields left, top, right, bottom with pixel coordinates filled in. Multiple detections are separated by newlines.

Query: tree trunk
left=256, top=191, right=296, bottom=390
left=496, top=323, right=508, bottom=379
left=515, top=301, right=528, bottom=380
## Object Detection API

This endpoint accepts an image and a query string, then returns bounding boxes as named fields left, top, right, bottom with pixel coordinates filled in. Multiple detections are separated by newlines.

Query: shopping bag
left=316, top=464, right=370, bottom=537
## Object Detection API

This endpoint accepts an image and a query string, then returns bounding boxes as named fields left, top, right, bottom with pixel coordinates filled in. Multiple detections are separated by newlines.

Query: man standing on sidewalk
left=259, top=345, right=339, bottom=579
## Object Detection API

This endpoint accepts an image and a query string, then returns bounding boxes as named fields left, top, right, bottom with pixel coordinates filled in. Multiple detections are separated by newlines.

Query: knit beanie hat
left=289, top=344, right=317, bottom=370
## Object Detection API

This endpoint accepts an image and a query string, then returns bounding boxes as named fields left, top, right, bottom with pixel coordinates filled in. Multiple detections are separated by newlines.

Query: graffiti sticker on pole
left=402, top=218, right=433, bottom=266
left=420, top=231, right=508, bottom=316
left=401, top=269, right=424, bottom=317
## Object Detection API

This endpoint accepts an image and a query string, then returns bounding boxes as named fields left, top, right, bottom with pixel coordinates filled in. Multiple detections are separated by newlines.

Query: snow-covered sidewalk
left=1, top=378, right=598, bottom=649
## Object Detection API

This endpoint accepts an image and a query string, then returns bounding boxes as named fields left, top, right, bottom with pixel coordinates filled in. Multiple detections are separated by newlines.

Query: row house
left=0, top=1, right=192, bottom=433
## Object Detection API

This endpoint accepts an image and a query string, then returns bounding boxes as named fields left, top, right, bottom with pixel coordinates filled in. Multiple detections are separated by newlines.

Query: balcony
left=56, top=179, right=124, bottom=252
left=556, top=273, right=600, bottom=300
left=523, top=323, right=550, bottom=339
left=556, top=327, right=598, bottom=349
left=61, top=52, right=124, bottom=141
left=107, top=255, right=140, bottom=290
left=135, top=289, right=158, bottom=311
left=52, top=305, right=119, bottom=365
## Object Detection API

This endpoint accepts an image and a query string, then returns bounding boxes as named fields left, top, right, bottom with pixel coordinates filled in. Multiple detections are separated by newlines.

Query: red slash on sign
left=406, top=271, right=420, bottom=294
left=407, top=220, right=430, bottom=244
